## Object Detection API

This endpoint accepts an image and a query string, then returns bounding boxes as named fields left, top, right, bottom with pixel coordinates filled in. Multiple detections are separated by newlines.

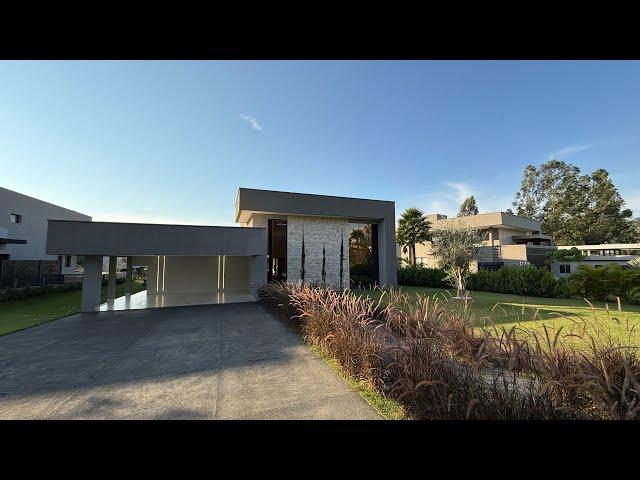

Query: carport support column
left=249, top=255, right=267, bottom=297
left=125, top=256, right=133, bottom=295
left=81, top=255, right=103, bottom=313
left=107, top=256, right=117, bottom=301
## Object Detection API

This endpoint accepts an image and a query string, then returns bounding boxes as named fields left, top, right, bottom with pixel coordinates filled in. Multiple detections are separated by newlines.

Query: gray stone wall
left=287, top=216, right=350, bottom=288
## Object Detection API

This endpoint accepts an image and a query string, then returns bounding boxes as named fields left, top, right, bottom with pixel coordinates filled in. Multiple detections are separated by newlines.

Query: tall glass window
left=349, top=223, right=379, bottom=288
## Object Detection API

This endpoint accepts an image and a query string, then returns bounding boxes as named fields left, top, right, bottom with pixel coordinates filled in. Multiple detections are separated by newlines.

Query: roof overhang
left=512, top=234, right=554, bottom=242
left=236, top=188, right=395, bottom=224
left=0, top=238, right=27, bottom=244
left=46, top=220, right=267, bottom=256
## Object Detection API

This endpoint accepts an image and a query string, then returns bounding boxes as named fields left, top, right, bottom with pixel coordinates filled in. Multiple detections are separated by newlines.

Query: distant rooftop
left=425, top=211, right=542, bottom=232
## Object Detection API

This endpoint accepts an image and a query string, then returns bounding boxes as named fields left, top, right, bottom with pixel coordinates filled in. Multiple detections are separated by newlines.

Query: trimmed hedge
left=0, top=283, right=82, bottom=303
left=398, top=266, right=448, bottom=288
left=467, top=265, right=569, bottom=298
left=0, top=276, right=127, bottom=303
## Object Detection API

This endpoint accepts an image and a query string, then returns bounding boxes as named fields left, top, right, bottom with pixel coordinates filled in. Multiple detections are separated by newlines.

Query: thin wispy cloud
left=548, top=143, right=593, bottom=160
left=443, top=182, right=473, bottom=204
left=240, top=114, right=262, bottom=131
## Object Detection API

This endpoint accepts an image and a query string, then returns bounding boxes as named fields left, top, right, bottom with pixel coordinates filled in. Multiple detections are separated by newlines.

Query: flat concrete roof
left=427, top=211, right=542, bottom=232
left=236, top=188, right=395, bottom=224
left=46, top=220, right=267, bottom=256
left=558, top=243, right=640, bottom=250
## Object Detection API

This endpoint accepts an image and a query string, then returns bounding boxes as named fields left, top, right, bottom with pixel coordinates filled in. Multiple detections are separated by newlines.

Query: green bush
left=0, top=283, right=82, bottom=303
left=467, top=265, right=569, bottom=298
left=0, top=276, right=126, bottom=303
left=397, top=266, right=448, bottom=288
left=568, top=264, right=640, bottom=304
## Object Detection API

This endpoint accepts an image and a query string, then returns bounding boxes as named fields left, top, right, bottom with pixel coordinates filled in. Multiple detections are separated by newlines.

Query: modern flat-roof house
left=401, top=211, right=555, bottom=271
left=0, top=186, right=91, bottom=287
left=551, top=243, right=640, bottom=277
left=46, top=187, right=397, bottom=312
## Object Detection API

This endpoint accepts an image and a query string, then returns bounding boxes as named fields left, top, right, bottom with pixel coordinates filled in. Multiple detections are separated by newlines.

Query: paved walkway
left=0, top=303, right=380, bottom=420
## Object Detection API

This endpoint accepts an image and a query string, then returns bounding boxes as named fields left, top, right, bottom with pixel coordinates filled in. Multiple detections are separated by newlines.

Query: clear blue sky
left=2, top=61, right=639, bottom=226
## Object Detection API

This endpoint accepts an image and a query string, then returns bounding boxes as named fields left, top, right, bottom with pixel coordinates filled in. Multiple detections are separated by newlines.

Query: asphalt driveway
left=0, top=303, right=380, bottom=420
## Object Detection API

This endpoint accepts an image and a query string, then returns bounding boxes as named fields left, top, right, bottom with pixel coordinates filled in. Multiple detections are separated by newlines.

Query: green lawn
left=358, top=286, right=640, bottom=347
left=0, top=280, right=146, bottom=336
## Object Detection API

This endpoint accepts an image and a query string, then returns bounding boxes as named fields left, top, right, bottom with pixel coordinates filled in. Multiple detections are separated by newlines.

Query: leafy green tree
left=545, top=247, right=584, bottom=265
left=629, top=218, right=640, bottom=242
left=582, top=169, right=634, bottom=244
left=513, top=160, right=634, bottom=245
left=431, top=224, right=483, bottom=297
left=396, top=208, right=432, bottom=266
left=457, top=195, right=479, bottom=217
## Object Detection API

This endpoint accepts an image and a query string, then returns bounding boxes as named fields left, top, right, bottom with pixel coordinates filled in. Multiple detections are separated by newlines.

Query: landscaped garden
left=0, top=279, right=146, bottom=336
left=258, top=281, right=640, bottom=420
left=359, top=286, right=640, bottom=347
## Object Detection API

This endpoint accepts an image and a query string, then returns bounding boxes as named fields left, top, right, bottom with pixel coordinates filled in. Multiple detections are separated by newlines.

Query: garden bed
left=258, top=282, right=640, bottom=420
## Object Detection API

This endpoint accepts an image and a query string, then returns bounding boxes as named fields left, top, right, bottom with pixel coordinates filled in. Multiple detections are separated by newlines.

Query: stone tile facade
left=287, top=216, right=350, bottom=289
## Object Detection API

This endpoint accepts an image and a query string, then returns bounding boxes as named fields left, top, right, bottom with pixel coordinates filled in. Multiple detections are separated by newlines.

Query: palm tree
left=349, top=229, right=366, bottom=247
left=350, top=228, right=370, bottom=266
left=396, top=208, right=432, bottom=266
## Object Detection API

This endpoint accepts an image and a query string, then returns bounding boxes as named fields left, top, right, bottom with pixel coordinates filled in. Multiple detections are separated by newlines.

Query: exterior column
left=248, top=255, right=267, bottom=297
left=81, top=255, right=103, bottom=313
left=125, top=256, right=133, bottom=295
left=107, top=256, right=117, bottom=300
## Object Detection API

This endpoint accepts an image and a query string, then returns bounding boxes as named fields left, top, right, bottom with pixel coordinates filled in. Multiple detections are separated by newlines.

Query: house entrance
left=268, top=219, right=287, bottom=281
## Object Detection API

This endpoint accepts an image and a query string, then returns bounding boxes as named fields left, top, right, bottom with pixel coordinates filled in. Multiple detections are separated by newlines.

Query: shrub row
left=258, top=282, right=640, bottom=420
left=0, top=276, right=128, bottom=303
left=467, top=266, right=570, bottom=298
left=0, top=283, right=82, bottom=303
left=568, top=264, right=640, bottom=304
left=397, top=266, right=447, bottom=288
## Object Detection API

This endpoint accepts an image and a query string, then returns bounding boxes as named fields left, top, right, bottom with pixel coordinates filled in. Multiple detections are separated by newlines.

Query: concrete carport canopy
left=46, top=220, right=267, bottom=312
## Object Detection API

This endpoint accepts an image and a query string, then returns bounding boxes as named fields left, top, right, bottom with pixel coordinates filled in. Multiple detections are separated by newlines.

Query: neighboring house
left=400, top=211, right=555, bottom=271
left=0, top=186, right=91, bottom=287
left=550, top=243, right=640, bottom=278
left=46, top=187, right=397, bottom=312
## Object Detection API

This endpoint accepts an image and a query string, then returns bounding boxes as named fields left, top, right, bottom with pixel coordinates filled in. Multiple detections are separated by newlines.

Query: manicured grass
left=0, top=280, right=146, bottom=336
left=358, top=286, right=640, bottom=347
